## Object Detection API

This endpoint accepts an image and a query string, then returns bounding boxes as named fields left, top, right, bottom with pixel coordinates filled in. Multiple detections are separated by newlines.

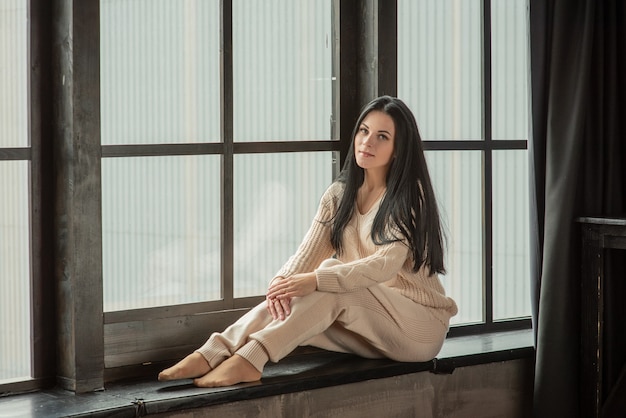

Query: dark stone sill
left=0, top=329, right=534, bottom=418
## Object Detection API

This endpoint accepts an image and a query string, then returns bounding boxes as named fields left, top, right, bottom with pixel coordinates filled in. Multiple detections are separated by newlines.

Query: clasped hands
left=266, top=272, right=317, bottom=320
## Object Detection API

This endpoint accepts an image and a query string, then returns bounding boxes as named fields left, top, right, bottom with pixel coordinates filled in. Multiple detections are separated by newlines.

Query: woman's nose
left=362, top=133, right=372, bottom=146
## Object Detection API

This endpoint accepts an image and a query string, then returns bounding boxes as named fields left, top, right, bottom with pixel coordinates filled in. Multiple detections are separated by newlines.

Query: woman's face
left=354, top=110, right=396, bottom=175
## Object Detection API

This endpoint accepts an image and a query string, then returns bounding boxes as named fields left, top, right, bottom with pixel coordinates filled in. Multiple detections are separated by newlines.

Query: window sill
left=0, top=329, right=534, bottom=417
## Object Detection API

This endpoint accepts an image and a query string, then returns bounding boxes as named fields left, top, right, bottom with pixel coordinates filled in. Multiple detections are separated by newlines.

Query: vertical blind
left=100, top=0, right=335, bottom=311
left=0, top=0, right=30, bottom=382
left=398, top=0, right=531, bottom=324
left=233, top=0, right=334, bottom=142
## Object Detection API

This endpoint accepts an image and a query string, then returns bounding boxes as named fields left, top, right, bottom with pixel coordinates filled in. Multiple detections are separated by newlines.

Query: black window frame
left=1, top=0, right=530, bottom=394
left=433, top=0, right=531, bottom=337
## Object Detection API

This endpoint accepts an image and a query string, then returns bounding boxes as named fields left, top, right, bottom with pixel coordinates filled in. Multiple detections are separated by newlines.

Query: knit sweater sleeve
left=314, top=240, right=409, bottom=293
left=272, top=183, right=340, bottom=280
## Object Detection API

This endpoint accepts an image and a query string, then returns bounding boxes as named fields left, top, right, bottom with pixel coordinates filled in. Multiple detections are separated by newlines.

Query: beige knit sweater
left=274, top=182, right=458, bottom=326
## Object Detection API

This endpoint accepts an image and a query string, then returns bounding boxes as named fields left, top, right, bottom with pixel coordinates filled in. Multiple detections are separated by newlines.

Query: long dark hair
left=331, top=96, right=446, bottom=274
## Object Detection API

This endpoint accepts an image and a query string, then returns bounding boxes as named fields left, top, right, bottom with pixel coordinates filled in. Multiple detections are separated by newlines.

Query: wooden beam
left=357, top=0, right=397, bottom=105
left=52, top=0, right=104, bottom=393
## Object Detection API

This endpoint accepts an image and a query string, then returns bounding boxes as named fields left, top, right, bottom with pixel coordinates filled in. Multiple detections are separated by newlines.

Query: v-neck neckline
left=357, top=191, right=385, bottom=216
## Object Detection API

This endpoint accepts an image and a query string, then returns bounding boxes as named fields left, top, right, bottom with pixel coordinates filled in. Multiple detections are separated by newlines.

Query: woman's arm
left=265, top=184, right=341, bottom=320
left=314, top=240, right=410, bottom=293
left=271, top=184, right=340, bottom=281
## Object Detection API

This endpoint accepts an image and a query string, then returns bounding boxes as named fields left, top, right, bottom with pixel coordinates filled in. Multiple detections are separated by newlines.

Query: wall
left=153, top=358, right=533, bottom=418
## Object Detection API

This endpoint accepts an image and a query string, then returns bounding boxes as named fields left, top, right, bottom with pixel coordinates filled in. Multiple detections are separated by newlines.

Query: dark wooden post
left=339, top=0, right=397, bottom=168
left=52, top=0, right=104, bottom=393
left=358, top=0, right=397, bottom=104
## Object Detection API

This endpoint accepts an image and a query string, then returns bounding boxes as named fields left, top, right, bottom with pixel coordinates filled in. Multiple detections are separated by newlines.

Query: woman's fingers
left=278, top=298, right=291, bottom=317
left=267, top=279, right=292, bottom=298
left=267, top=285, right=288, bottom=300
left=268, top=273, right=316, bottom=299
left=272, top=299, right=283, bottom=319
left=266, top=296, right=291, bottom=320
left=266, top=298, right=278, bottom=320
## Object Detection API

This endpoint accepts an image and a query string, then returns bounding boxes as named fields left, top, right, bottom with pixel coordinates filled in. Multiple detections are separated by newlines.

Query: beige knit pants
left=196, top=263, right=449, bottom=373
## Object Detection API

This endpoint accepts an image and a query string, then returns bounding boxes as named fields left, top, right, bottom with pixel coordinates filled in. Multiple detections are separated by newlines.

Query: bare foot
left=193, top=354, right=261, bottom=388
left=158, top=352, right=211, bottom=381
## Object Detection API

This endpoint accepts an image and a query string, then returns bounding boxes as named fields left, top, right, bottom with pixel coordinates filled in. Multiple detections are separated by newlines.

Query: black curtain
left=530, top=1, right=626, bottom=417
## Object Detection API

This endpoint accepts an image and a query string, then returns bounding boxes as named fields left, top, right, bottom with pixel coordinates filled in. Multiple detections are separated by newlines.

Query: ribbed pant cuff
left=236, top=340, right=269, bottom=373
left=194, top=339, right=228, bottom=369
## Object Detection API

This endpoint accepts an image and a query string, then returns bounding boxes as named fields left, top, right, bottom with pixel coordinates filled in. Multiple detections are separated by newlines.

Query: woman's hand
left=266, top=277, right=291, bottom=320
left=266, top=273, right=317, bottom=320
left=267, top=272, right=317, bottom=300
left=267, top=295, right=291, bottom=321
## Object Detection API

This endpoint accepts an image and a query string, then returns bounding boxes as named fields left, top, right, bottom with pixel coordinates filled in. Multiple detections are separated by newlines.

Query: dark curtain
left=530, top=1, right=626, bottom=417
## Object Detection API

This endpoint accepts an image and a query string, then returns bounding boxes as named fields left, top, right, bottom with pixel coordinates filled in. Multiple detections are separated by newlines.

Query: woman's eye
left=360, top=128, right=368, bottom=134
left=378, top=135, right=388, bottom=140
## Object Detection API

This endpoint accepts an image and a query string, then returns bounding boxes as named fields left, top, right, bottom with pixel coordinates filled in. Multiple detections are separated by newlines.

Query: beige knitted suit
left=196, top=182, right=458, bottom=372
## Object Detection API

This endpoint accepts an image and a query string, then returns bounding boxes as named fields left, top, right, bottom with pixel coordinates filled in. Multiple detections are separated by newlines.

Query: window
left=100, top=0, right=223, bottom=312
left=100, top=0, right=340, bottom=372
left=2, top=0, right=531, bottom=392
left=398, top=0, right=531, bottom=329
left=0, top=0, right=31, bottom=384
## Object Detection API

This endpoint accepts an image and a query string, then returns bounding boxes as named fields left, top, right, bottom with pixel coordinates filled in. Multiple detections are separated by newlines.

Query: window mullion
left=221, top=0, right=234, bottom=305
left=29, top=0, right=56, bottom=385
left=482, top=0, right=494, bottom=325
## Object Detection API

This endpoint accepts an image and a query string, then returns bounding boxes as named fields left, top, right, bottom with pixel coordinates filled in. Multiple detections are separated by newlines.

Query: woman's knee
left=318, top=258, right=343, bottom=268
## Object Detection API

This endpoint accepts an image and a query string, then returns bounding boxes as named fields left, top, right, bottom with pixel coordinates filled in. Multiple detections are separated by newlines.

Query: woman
left=158, top=95, right=458, bottom=387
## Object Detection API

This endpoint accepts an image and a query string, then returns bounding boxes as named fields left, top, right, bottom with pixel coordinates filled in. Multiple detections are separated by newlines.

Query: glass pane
left=100, top=0, right=220, bottom=145
left=0, top=162, right=31, bottom=382
left=426, top=151, right=483, bottom=324
left=493, top=150, right=530, bottom=319
left=233, top=0, right=335, bottom=142
left=492, top=0, right=529, bottom=140
left=398, top=0, right=482, bottom=140
left=102, top=156, right=221, bottom=311
left=234, top=152, right=334, bottom=297
left=0, top=0, right=28, bottom=148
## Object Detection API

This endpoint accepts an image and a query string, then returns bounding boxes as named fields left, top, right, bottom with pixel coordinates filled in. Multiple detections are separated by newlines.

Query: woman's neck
left=361, top=169, right=387, bottom=191
left=357, top=172, right=387, bottom=214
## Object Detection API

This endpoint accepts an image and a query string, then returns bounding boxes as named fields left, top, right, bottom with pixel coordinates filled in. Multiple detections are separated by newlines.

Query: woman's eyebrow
left=361, top=122, right=390, bottom=135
